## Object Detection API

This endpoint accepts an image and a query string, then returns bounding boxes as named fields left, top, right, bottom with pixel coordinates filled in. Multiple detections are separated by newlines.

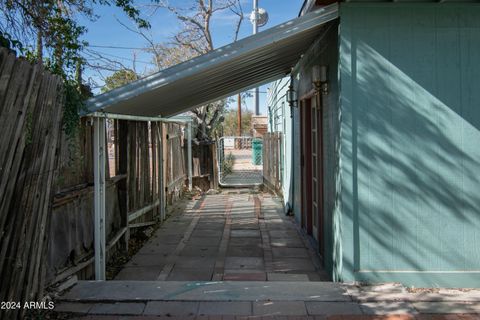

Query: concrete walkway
left=54, top=192, right=480, bottom=318
left=56, top=280, right=480, bottom=318
left=115, top=192, right=328, bottom=282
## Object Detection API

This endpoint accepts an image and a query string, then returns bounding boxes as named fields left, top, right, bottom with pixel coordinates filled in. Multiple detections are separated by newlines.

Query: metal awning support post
left=88, top=112, right=193, bottom=274
left=93, top=117, right=106, bottom=281
left=187, top=121, right=193, bottom=191
left=158, top=121, right=166, bottom=221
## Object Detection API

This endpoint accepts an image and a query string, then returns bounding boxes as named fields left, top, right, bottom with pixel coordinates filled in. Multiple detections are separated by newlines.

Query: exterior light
left=312, top=65, right=329, bottom=95
left=286, top=83, right=297, bottom=108
left=286, top=74, right=297, bottom=119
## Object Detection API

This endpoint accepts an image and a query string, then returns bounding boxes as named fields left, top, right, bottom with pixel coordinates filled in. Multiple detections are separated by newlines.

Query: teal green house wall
left=338, top=3, right=480, bottom=287
left=290, top=21, right=341, bottom=278
left=266, top=77, right=293, bottom=213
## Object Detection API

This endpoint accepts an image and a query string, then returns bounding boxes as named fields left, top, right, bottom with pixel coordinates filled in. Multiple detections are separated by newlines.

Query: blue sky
left=80, top=0, right=303, bottom=115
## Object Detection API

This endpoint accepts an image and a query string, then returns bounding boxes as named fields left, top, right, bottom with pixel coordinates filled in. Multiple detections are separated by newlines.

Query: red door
left=300, top=95, right=325, bottom=258
left=300, top=99, right=312, bottom=235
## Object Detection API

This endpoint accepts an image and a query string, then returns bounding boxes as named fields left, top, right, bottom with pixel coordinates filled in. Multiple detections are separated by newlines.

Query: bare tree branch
left=142, top=0, right=245, bottom=140
left=230, top=0, right=244, bottom=42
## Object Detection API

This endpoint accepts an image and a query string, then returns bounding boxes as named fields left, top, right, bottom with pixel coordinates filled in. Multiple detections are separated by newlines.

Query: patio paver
left=114, top=193, right=326, bottom=282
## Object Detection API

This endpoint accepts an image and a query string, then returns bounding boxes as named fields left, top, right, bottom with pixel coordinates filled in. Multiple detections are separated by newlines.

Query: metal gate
left=217, top=136, right=263, bottom=187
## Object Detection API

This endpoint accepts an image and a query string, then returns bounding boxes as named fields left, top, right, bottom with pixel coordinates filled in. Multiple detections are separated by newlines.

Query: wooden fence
left=165, top=123, right=186, bottom=203
left=0, top=48, right=64, bottom=319
left=191, top=142, right=218, bottom=191
left=263, top=132, right=283, bottom=195
left=48, top=119, right=172, bottom=285
left=124, top=120, right=163, bottom=224
left=0, top=47, right=189, bottom=318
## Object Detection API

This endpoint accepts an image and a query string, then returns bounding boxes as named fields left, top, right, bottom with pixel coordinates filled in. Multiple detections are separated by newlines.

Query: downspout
left=288, top=74, right=296, bottom=216
left=288, top=109, right=295, bottom=216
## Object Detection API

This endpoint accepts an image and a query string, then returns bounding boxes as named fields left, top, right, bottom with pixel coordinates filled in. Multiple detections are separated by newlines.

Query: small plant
left=222, top=152, right=235, bottom=175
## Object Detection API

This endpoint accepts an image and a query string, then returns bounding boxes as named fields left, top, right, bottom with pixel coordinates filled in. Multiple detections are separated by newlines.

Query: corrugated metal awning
left=86, top=4, right=338, bottom=117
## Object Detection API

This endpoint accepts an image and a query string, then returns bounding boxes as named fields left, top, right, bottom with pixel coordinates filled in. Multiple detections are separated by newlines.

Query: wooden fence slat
left=262, top=132, right=283, bottom=195
left=0, top=51, right=64, bottom=319
left=0, top=47, right=191, bottom=318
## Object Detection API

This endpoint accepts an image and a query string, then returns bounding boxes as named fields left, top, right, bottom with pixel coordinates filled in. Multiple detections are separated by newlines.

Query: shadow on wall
left=341, top=29, right=480, bottom=274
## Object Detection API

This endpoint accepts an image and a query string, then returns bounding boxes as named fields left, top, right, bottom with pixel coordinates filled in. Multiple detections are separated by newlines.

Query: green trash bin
left=252, top=139, right=263, bottom=165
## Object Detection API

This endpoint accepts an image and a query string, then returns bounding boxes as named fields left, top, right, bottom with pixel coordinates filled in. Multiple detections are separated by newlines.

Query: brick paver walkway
left=73, top=316, right=480, bottom=320
left=115, top=192, right=328, bottom=281
left=54, top=192, right=480, bottom=319
left=69, top=315, right=480, bottom=320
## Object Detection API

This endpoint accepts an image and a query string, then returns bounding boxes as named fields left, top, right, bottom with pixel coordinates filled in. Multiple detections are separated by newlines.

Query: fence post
left=93, top=117, right=106, bottom=281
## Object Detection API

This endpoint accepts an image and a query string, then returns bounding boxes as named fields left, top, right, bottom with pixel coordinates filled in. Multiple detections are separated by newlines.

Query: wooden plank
left=128, top=199, right=160, bottom=223
left=0, top=60, right=38, bottom=205
left=167, top=175, right=187, bottom=192
left=50, top=227, right=128, bottom=285
left=0, top=61, right=44, bottom=303
left=28, top=76, right=64, bottom=301
left=0, top=49, right=19, bottom=122
left=151, top=122, right=157, bottom=206
left=117, top=120, right=129, bottom=251
left=129, top=221, right=156, bottom=229
left=127, top=121, right=136, bottom=212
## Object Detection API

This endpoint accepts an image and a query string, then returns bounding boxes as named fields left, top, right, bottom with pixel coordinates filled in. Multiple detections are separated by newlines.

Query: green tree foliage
left=0, top=0, right=149, bottom=74
left=222, top=107, right=253, bottom=137
left=0, top=0, right=150, bottom=138
left=101, top=69, right=138, bottom=93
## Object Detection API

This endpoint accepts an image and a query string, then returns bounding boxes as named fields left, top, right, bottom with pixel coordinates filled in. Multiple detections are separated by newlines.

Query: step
left=59, top=280, right=350, bottom=302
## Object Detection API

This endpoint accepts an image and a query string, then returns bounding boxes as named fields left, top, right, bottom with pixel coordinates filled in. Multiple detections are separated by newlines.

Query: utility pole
left=236, top=93, right=242, bottom=149
left=237, top=93, right=242, bottom=136
left=253, top=0, right=259, bottom=115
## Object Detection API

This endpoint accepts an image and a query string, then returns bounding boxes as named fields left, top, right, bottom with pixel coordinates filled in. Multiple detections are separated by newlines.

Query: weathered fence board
left=0, top=47, right=190, bottom=319
left=263, top=132, right=283, bottom=195
left=191, top=142, right=218, bottom=191
left=0, top=48, right=64, bottom=319
left=125, top=121, right=162, bottom=224
left=166, top=123, right=186, bottom=203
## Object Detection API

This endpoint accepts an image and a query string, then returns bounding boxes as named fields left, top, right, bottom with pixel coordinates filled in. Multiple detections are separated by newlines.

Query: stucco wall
left=339, top=3, right=480, bottom=287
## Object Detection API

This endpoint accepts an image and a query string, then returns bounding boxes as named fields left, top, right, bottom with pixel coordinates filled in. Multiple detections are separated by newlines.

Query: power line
left=83, top=49, right=156, bottom=66
left=88, top=44, right=150, bottom=50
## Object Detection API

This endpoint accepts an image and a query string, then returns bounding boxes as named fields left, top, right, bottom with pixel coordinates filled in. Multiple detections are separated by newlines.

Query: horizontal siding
left=266, top=77, right=292, bottom=210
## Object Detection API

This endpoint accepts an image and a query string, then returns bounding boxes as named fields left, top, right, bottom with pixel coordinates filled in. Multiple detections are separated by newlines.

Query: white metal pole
left=187, top=121, right=193, bottom=191
left=253, top=0, right=258, bottom=34
left=93, top=117, right=106, bottom=281
left=159, top=122, right=166, bottom=221
left=253, top=0, right=260, bottom=115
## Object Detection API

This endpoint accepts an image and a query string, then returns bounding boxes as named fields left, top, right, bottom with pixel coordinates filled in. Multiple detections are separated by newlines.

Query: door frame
left=315, top=92, right=325, bottom=258
left=299, top=91, right=325, bottom=257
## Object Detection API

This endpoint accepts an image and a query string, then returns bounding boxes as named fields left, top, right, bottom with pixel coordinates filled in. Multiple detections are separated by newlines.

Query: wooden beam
left=129, top=221, right=156, bottom=229
left=50, top=227, right=127, bottom=285
left=128, top=199, right=160, bottom=223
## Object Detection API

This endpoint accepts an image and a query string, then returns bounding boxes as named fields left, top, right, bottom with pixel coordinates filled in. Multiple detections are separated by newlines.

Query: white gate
left=217, top=136, right=263, bottom=187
